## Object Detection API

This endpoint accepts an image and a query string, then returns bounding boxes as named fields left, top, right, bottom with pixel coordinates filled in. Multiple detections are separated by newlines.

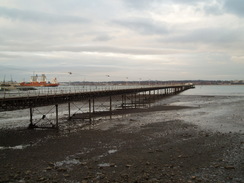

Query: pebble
left=110, top=163, right=116, bottom=167
left=38, top=177, right=46, bottom=181
left=25, top=170, right=31, bottom=175
left=57, top=168, right=67, bottom=172
left=46, top=166, right=52, bottom=170
left=81, top=162, right=88, bottom=166
left=224, top=166, right=235, bottom=169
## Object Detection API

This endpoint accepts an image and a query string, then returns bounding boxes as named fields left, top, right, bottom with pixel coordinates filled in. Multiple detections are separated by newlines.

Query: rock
left=110, top=163, right=116, bottom=167
left=57, top=168, right=67, bottom=172
left=155, top=149, right=162, bottom=152
left=149, top=178, right=159, bottom=182
left=224, top=166, right=235, bottom=170
left=38, top=177, right=46, bottom=181
left=46, top=166, right=52, bottom=170
left=214, top=164, right=220, bottom=168
left=48, top=162, right=55, bottom=167
left=25, top=170, right=31, bottom=175
left=121, top=173, right=129, bottom=178
left=126, top=164, right=132, bottom=168
left=81, top=162, right=87, bottom=166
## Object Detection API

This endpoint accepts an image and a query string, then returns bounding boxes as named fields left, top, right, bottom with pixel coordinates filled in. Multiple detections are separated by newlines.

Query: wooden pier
left=0, top=84, right=194, bottom=129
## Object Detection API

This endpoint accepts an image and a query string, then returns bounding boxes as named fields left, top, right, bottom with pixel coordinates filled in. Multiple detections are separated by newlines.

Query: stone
left=46, top=166, right=52, bottom=170
left=38, top=177, right=46, bottom=181
left=25, top=170, right=31, bottom=175
left=57, top=168, right=67, bottom=172
left=224, top=166, right=235, bottom=170
left=81, top=162, right=87, bottom=166
left=110, top=163, right=116, bottom=167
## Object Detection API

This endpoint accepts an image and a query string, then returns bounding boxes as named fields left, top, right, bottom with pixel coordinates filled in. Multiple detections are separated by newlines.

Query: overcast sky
left=0, top=0, right=244, bottom=82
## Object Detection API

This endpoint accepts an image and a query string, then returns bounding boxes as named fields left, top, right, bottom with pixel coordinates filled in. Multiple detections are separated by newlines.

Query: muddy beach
left=0, top=95, right=243, bottom=183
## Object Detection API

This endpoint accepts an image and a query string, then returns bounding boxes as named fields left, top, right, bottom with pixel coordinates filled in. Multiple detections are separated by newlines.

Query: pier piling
left=0, top=84, right=194, bottom=129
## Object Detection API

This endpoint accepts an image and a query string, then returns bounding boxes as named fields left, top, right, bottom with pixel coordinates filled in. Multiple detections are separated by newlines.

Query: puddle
left=0, top=144, right=30, bottom=150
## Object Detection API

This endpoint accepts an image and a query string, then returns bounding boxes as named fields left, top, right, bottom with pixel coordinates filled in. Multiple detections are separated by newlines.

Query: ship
left=20, top=74, right=59, bottom=87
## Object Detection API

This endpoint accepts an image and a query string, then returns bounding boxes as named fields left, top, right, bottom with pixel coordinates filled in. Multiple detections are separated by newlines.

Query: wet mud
left=0, top=95, right=243, bottom=182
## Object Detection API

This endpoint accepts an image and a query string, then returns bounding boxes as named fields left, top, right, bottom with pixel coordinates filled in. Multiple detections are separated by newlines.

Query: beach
left=0, top=94, right=243, bottom=182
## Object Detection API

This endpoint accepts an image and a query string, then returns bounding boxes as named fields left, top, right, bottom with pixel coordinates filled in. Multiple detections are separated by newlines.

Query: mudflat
left=0, top=95, right=243, bottom=183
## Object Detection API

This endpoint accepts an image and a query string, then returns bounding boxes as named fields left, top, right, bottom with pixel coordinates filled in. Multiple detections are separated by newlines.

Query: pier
left=0, top=84, right=194, bottom=129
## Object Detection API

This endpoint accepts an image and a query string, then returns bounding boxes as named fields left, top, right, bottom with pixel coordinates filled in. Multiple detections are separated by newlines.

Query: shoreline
left=0, top=95, right=243, bottom=182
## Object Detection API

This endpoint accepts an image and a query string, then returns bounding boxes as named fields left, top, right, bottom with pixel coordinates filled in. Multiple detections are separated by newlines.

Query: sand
left=0, top=95, right=243, bottom=183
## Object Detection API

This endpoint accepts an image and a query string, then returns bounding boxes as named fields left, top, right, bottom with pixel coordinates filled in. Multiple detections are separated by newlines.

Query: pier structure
left=0, top=84, right=194, bottom=129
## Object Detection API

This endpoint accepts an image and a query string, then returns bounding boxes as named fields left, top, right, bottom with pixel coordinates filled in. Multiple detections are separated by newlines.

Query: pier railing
left=0, top=84, right=194, bottom=129
left=0, top=84, right=194, bottom=111
left=0, top=84, right=191, bottom=99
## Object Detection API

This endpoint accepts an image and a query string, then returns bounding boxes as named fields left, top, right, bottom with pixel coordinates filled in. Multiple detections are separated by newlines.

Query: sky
left=0, top=0, right=244, bottom=82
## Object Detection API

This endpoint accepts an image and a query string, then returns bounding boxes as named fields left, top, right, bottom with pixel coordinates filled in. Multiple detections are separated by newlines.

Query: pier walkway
left=0, top=84, right=194, bottom=128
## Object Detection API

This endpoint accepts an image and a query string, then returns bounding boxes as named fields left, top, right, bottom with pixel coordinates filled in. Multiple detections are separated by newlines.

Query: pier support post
left=28, top=107, right=35, bottom=129
left=55, top=104, right=59, bottom=129
left=92, top=98, right=95, bottom=113
left=134, top=93, right=137, bottom=108
left=89, top=99, right=92, bottom=124
left=122, top=94, right=126, bottom=109
left=30, top=107, right=33, bottom=125
left=110, top=96, right=112, bottom=119
left=68, top=102, right=71, bottom=120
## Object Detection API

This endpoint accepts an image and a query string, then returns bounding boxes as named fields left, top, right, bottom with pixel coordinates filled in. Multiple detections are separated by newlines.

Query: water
left=181, top=85, right=244, bottom=96
left=176, top=85, right=244, bottom=133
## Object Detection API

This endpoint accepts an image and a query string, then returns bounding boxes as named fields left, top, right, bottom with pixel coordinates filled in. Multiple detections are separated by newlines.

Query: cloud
left=0, top=0, right=244, bottom=81
left=113, top=18, right=168, bottom=35
left=224, top=0, right=244, bottom=16
left=0, top=6, right=89, bottom=24
left=161, top=27, right=242, bottom=45
left=93, top=34, right=113, bottom=42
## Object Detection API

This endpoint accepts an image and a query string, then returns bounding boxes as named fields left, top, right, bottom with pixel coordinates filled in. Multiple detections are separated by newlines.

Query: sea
left=180, top=85, right=244, bottom=96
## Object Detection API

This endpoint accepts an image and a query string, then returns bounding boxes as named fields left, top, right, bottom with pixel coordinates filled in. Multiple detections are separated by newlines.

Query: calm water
left=181, top=85, right=244, bottom=96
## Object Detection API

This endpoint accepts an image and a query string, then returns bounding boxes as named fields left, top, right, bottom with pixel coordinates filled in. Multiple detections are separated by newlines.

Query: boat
left=0, top=79, right=37, bottom=91
left=0, top=82, right=19, bottom=91
left=20, top=74, right=59, bottom=87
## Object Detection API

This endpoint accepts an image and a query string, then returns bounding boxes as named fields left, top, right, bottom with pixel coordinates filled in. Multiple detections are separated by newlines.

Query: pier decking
left=0, top=84, right=194, bottom=128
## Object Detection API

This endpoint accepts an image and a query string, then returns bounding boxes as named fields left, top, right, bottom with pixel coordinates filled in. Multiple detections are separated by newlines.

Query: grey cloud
left=93, top=35, right=113, bottom=42
left=161, top=27, right=242, bottom=44
left=0, top=6, right=89, bottom=24
left=0, top=45, right=183, bottom=56
left=123, top=0, right=208, bottom=9
left=113, top=18, right=168, bottom=35
left=122, top=0, right=158, bottom=9
left=224, top=0, right=244, bottom=16
left=201, top=0, right=244, bottom=17
left=171, top=0, right=206, bottom=4
left=203, top=3, right=223, bottom=15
